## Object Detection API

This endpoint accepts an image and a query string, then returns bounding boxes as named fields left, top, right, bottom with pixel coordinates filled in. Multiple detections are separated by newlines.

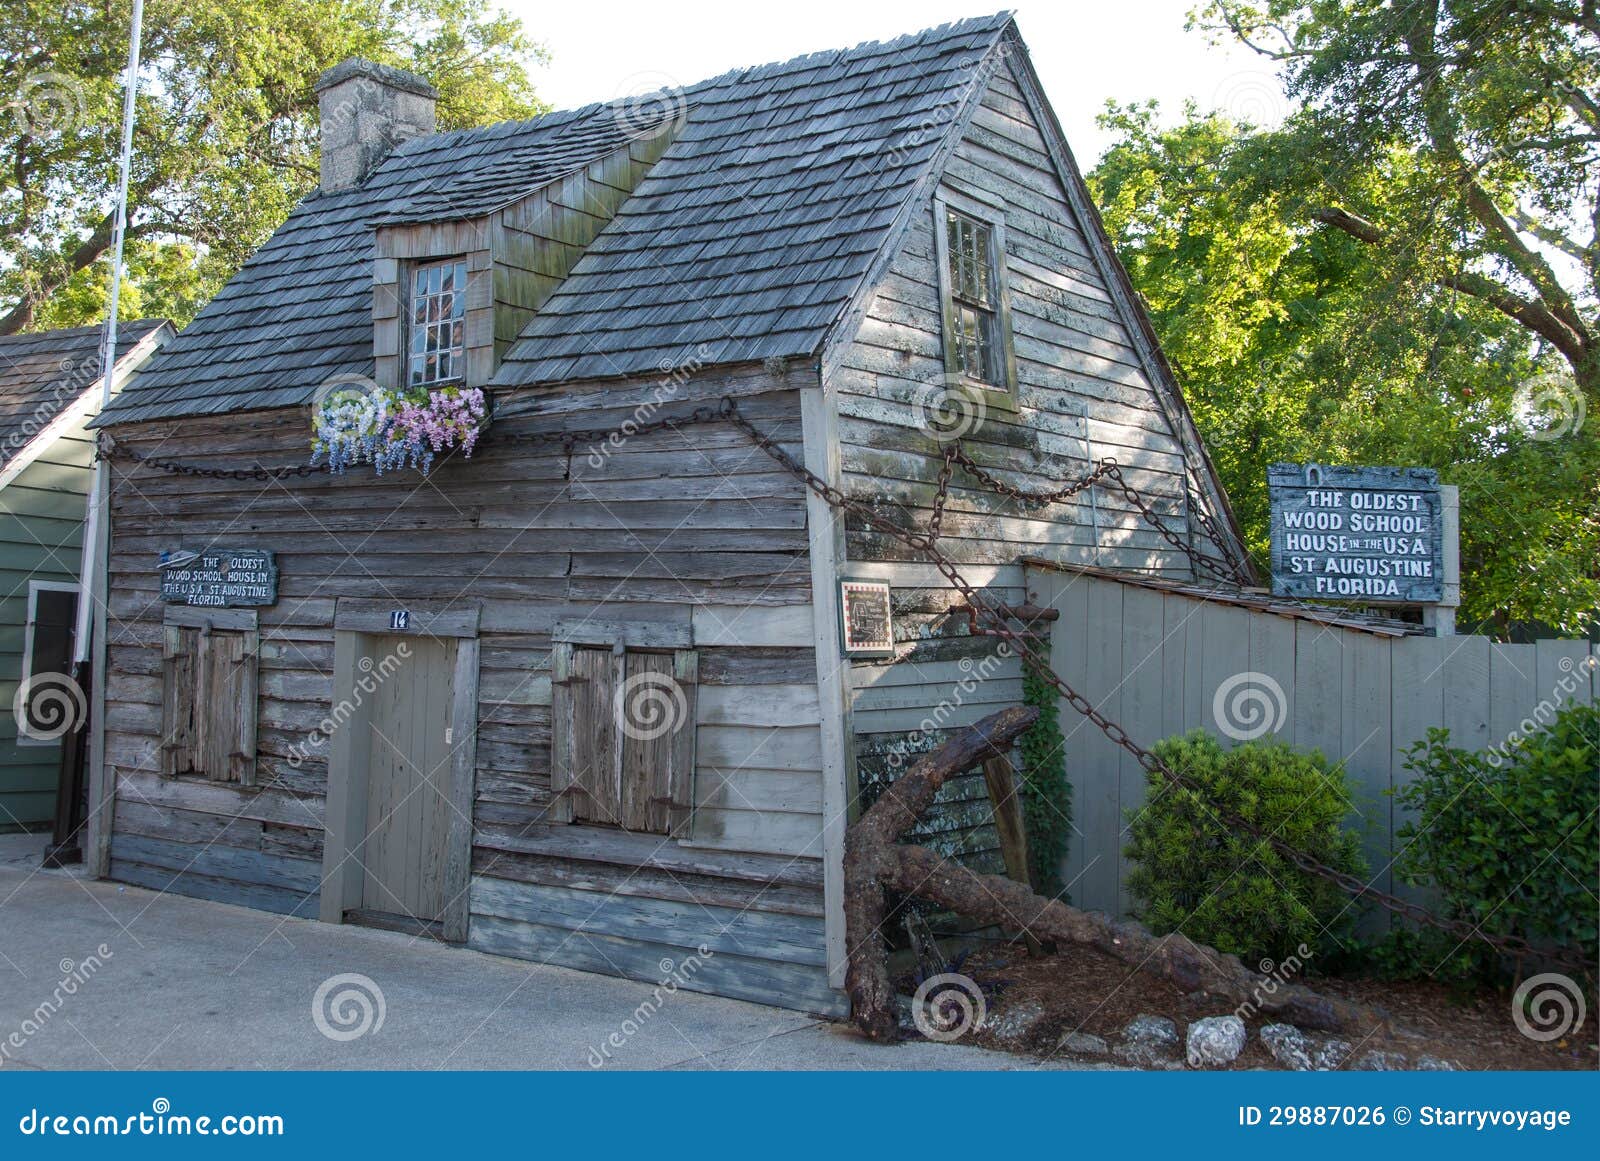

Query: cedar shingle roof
left=96, top=104, right=652, bottom=426
left=98, top=13, right=1014, bottom=424
left=1, top=321, right=168, bottom=458
left=494, top=13, right=1014, bottom=385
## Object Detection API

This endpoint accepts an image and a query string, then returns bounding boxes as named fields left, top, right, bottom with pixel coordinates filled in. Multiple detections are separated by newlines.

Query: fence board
left=1078, top=578, right=1124, bottom=914
left=1292, top=621, right=1343, bottom=760
left=1047, top=573, right=1091, bottom=897
left=1488, top=643, right=1537, bottom=748
left=1117, top=584, right=1166, bottom=915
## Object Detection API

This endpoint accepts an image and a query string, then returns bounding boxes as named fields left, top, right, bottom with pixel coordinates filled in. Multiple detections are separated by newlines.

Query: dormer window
left=934, top=194, right=1016, bottom=404
left=408, top=259, right=468, bottom=386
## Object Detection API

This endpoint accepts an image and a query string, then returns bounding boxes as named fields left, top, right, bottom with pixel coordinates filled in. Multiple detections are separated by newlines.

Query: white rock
left=1354, top=1049, right=1408, bottom=1071
left=1123, top=1014, right=1180, bottom=1049
left=1314, top=1038, right=1353, bottom=1070
left=986, top=998, right=1047, bottom=1045
left=1415, top=1055, right=1459, bottom=1071
left=1260, top=1023, right=1315, bottom=1070
left=1058, top=1031, right=1110, bottom=1056
left=1186, top=1014, right=1248, bottom=1067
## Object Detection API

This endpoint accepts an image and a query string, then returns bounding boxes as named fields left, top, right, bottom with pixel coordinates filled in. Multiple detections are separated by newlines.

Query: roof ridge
left=391, top=13, right=1015, bottom=156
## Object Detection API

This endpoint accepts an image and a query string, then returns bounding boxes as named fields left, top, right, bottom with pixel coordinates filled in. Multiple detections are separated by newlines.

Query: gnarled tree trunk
left=844, top=707, right=1389, bottom=1041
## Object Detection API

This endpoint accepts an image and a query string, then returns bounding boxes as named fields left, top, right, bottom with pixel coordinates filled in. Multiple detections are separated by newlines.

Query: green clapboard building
left=0, top=321, right=171, bottom=832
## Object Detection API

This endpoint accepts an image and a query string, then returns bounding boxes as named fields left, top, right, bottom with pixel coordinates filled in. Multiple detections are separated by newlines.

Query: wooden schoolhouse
left=88, top=14, right=1249, bottom=1014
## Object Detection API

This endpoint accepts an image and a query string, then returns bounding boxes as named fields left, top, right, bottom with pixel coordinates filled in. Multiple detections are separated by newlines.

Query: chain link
left=98, top=395, right=1591, bottom=971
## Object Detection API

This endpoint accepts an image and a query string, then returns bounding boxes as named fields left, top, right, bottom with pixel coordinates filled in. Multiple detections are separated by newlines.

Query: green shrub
left=1394, top=701, right=1599, bottom=980
left=1124, top=731, right=1365, bottom=963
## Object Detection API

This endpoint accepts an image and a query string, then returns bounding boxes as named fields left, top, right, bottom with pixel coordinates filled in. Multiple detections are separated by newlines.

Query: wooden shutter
left=160, top=625, right=197, bottom=777
left=551, top=644, right=697, bottom=836
left=567, top=645, right=621, bottom=826
left=159, top=624, right=257, bottom=784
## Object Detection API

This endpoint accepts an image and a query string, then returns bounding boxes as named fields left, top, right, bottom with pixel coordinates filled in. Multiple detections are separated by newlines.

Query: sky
left=501, top=0, right=1289, bottom=164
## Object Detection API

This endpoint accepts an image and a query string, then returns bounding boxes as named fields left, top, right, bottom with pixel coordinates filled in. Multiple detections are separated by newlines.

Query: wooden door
left=359, top=635, right=457, bottom=925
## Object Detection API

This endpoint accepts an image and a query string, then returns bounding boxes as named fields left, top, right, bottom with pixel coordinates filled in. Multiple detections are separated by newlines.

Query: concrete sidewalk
left=0, top=835, right=1059, bottom=1071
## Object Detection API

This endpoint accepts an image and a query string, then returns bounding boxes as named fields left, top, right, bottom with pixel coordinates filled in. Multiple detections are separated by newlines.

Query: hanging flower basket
left=311, top=384, right=488, bottom=475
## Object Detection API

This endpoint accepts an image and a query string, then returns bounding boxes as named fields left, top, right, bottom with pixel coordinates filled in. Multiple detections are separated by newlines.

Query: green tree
left=1090, top=101, right=1599, bottom=635
left=2, top=0, right=547, bottom=333
left=1202, top=0, right=1599, bottom=401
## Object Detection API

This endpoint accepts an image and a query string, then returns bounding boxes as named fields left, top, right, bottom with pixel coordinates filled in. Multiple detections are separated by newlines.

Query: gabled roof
left=1, top=320, right=169, bottom=459
left=97, top=13, right=1015, bottom=424
left=96, top=105, right=658, bottom=426
left=494, top=14, right=1014, bottom=385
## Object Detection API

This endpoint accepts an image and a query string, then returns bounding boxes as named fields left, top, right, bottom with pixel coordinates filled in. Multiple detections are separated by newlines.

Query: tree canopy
left=1090, top=0, right=1599, bottom=635
left=1, top=0, right=547, bottom=333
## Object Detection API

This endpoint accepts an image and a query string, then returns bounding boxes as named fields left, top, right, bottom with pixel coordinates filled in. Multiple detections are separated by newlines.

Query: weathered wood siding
left=101, top=362, right=840, bottom=1013
left=830, top=59, right=1220, bottom=872
left=0, top=425, right=92, bottom=829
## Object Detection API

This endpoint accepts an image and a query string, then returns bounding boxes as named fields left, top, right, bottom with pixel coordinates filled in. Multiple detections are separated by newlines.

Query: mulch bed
left=901, top=940, right=1597, bottom=1070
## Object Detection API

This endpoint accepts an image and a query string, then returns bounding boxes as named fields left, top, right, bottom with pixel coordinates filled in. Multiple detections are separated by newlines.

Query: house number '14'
left=390, top=610, right=410, bottom=630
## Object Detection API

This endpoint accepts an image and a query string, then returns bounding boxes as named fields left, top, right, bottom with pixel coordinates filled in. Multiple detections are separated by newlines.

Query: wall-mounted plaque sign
left=840, top=579, right=894, bottom=656
left=159, top=548, right=278, bottom=608
left=1269, top=464, right=1444, bottom=603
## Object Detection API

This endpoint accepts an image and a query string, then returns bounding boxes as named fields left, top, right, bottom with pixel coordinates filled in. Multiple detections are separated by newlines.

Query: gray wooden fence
left=1027, top=564, right=1600, bottom=924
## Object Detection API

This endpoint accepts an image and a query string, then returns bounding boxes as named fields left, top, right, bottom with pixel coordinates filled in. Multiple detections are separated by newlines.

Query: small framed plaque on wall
left=839, top=579, right=894, bottom=657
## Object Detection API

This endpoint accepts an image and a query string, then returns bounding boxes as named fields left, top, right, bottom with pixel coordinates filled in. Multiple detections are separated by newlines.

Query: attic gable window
left=934, top=195, right=1016, bottom=403
left=948, top=212, right=995, bottom=379
left=408, top=259, right=468, bottom=387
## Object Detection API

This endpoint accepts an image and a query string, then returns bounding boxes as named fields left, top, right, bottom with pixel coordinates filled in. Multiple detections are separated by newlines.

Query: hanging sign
left=840, top=579, right=894, bottom=656
left=1268, top=464, right=1443, bottom=603
left=159, top=548, right=278, bottom=608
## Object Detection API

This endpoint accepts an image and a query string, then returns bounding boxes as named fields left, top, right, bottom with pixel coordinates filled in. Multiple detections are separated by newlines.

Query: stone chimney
left=314, top=58, right=437, bottom=192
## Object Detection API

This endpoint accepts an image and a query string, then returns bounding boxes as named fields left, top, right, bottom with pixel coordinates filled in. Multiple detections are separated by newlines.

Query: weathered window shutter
left=551, top=642, right=697, bottom=837
left=159, top=622, right=257, bottom=785
left=549, top=641, right=575, bottom=823
left=160, top=625, right=197, bottom=777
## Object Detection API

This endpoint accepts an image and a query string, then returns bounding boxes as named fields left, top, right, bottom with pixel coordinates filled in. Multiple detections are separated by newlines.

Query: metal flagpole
left=58, top=0, right=144, bottom=871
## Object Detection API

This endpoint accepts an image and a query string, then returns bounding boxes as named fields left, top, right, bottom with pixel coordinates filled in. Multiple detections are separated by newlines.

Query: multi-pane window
left=946, top=209, right=999, bottom=385
left=407, top=259, right=468, bottom=387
